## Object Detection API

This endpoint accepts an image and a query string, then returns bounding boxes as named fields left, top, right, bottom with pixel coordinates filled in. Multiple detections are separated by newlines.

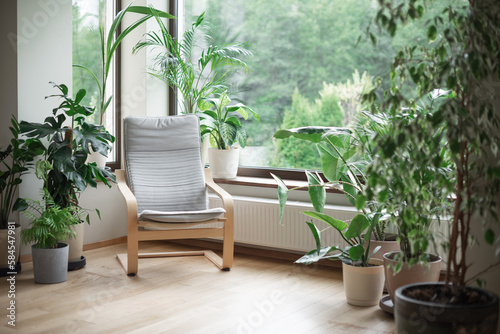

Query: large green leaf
left=295, top=246, right=336, bottom=264
left=306, top=171, right=325, bottom=213
left=344, top=214, right=370, bottom=240
left=273, top=126, right=335, bottom=143
left=348, top=244, right=365, bottom=261
left=317, top=143, right=339, bottom=182
left=341, top=173, right=358, bottom=205
left=271, top=173, right=289, bottom=223
left=302, top=211, right=348, bottom=232
left=74, top=122, right=114, bottom=156
left=220, top=122, right=237, bottom=148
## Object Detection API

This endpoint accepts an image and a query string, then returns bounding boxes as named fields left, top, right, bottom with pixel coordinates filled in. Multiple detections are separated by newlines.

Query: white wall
left=17, top=0, right=73, bottom=256
left=0, top=0, right=19, bottom=223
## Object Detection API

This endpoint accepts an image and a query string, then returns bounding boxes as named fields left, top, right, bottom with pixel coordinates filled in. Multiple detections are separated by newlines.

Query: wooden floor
left=0, top=241, right=395, bottom=334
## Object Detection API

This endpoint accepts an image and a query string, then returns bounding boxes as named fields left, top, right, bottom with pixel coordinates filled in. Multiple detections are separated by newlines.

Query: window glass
left=182, top=0, right=449, bottom=171
left=72, top=0, right=116, bottom=163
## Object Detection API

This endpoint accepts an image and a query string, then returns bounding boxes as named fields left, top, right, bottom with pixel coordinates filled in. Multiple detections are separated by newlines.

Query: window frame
left=107, top=0, right=122, bottom=171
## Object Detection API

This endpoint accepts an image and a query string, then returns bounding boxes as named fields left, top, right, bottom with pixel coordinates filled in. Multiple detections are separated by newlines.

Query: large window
left=72, top=0, right=119, bottom=169
left=181, top=0, right=389, bottom=172
left=180, top=0, right=447, bottom=177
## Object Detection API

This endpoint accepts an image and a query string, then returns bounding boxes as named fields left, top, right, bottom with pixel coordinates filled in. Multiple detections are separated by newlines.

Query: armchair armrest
left=116, top=169, right=139, bottom=225
left=204, top=168, right=234, bottom=216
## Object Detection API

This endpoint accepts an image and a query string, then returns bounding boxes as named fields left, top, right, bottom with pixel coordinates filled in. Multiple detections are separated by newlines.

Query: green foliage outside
left=73, top=0, right=102, bottom=125
left=185, top=0, right=465, bottom=169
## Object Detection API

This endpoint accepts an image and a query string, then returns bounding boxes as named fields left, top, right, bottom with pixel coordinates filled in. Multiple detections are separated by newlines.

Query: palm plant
left=133, top=12, right=253, bottom=115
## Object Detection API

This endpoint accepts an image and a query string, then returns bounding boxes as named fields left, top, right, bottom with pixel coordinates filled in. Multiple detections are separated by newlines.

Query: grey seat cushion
left=139, top=208, right=226, bottom=223
left=124, top=115, right=220, bottom=224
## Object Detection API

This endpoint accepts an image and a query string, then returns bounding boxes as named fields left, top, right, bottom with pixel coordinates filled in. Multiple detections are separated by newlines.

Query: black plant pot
left=395, top=282, right=499, bottom=333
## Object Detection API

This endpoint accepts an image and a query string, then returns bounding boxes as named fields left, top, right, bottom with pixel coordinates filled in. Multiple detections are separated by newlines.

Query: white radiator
left=209, top=195, right=358, bottom=253
left=209, top=195, right=448, bottom=263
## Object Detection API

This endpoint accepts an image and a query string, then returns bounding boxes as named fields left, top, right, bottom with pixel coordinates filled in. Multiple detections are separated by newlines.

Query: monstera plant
left=20, top=82, right=115, bottom=215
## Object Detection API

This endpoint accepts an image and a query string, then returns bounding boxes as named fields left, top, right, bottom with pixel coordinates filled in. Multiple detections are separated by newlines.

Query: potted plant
left=198, top=91, right=259, bottom=179
left=364, top=0, right=500, bottom=331
left=366, top=97, right=453, bottom=305
left=20, top=83, right=115, bottom=269
left=20, top=161, right=82, bottom=284
left=273, top=111, right=399, bottom=257
left=133, top=11, right=252, bottom=115
left=75, top=4, right=174, bottom=167
left=272, top=127, right=387, bottom=306
left=0, top=117, right=44, bottom=275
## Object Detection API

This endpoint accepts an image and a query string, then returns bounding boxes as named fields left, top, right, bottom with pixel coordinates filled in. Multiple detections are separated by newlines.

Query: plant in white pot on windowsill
left=0, top=117, right=44, bottom=276
left=198, top=91, right=259, bottom=179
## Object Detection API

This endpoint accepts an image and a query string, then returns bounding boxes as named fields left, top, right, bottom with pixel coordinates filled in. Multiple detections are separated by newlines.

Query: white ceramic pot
left=86, top=148, right=107, bottom=169
left=0, top=223, right=21, bottom=269
left=61, top=222, right=84, bottom=263
left=342, top=258, right=385, bottom=306
left=208, top=148, right=239, bottom=179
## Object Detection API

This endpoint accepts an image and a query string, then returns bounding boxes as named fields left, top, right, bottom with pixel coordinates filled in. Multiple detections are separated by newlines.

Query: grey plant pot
left=32, top=243, right=69, bottom=284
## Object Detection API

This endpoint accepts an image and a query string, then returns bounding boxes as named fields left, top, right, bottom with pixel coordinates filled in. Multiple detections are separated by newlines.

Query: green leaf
left=273, top=127, right=334, bottom=143
left=306, top=171, right=325, bottom=213
left=318, top=143, right=339, bottom=182
left=344, top=214, right=370, bottom=240
left=341, top=174, right=357, bottom=206
left=198, top=98, right=214, bottom=112
left=302, top=211, right=348, bottom=232
left=427, top=25, right=437, bottom=42
left=355, top=194, right=366, bottom=211
left=271, top=174, right=289, bottom=223
left=220, top=122, right=237, bottom=148
left=485, top=229, right=495, bottom=245
left=348, top=244, right=364, bottom=261
left=295, top=246, right=335, bottom=264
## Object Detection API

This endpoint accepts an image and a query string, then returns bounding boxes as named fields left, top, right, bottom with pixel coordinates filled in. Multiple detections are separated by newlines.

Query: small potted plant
left=0, top=117, right=44, bottom=275
left=20, top=82, right=115, bottom=269
left=20, top=161, right=82, bottom=284
left=198, top=91, right=259, bottom=179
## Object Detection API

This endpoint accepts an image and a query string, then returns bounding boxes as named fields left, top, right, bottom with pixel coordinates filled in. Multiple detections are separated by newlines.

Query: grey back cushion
left=124, top=115, right=209, bottom=214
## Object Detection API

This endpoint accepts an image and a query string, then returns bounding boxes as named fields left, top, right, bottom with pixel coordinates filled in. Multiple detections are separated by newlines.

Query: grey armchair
left=116, top=115, right=234, bottom=276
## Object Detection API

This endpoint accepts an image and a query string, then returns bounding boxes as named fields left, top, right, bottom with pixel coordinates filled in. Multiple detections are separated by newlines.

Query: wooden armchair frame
left=115, top=168, right=234, bottom=276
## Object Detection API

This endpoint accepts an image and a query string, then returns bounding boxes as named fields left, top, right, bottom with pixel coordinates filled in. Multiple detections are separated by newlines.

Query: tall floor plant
left=364, top=0, right=500, bottom=292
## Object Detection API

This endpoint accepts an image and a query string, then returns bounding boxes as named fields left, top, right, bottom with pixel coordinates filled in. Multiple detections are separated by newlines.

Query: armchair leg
left=127, top=231, right=139, bottom=276
left=221, top=218, right=234, bottom=270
